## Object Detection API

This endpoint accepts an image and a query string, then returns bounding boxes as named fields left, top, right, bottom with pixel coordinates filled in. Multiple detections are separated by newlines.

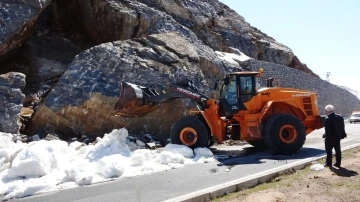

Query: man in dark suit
left=323, top=105, right=347, bottom=168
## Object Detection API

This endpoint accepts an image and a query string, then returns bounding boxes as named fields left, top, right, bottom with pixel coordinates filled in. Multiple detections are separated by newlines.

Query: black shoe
left=333, top=163, right=341, bottom=168
left=323, top=163, right=332, bottom=167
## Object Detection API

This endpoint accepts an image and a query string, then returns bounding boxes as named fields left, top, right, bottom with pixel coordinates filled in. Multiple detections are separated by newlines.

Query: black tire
left=170, top=116, right=209, bottom=148
left=264, top=114, right=306, bottom=155
left=208, top=139, right=215, bottom=148
left=197, top=114, right=213, bottom=148
left=247, top=140, right=267, bottom=149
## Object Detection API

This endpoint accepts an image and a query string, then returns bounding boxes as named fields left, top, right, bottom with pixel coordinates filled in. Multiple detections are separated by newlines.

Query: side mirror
left=267, top=78, right=274, bottom=87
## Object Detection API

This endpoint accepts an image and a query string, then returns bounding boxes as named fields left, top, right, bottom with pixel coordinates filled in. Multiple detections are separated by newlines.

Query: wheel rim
left=179, top=127, right=198, bottom=146
left=279, top=124, right=297, bottom=144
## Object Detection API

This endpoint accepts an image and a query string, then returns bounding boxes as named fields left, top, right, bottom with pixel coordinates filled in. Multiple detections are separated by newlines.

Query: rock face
left=1, top=0, right=358, bottom=139
left=26, top=32, right=242, bottom=138
left=0, top=0, right=52, bottom=62
left=0, top=72, right=26, bottom=134
left=53, top=0, right=315, bottom=75
left=0, top=4, right=94, bottom=96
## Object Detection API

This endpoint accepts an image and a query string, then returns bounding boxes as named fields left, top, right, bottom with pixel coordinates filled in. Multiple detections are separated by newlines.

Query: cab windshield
left=220, top=75, right=238, bottom=105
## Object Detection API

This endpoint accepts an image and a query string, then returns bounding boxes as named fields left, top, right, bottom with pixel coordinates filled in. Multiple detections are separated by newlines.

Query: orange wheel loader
left=115, top=69, right=324, bottom=155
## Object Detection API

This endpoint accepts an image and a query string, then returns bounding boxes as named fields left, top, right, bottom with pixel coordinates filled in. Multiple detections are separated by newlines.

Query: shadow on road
left=330, top=167, right=359, bottom=177
left=213, top=146, right=326, bottom=166
left=211, top=146, right=265, bottom=166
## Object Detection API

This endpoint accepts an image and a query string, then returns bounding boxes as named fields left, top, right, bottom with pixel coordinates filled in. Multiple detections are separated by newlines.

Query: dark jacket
left=324, top=112, right=347, bottom=139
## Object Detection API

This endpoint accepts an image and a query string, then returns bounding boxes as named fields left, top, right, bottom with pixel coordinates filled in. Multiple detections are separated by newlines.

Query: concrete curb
left=164, top=143, right=360, bottom=202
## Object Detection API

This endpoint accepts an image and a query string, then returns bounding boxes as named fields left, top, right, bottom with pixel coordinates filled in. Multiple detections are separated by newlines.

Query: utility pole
left=326, top=72, right=331, bottom=82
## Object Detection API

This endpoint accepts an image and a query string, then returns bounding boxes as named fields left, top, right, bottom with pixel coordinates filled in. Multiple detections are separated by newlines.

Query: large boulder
left=26, top=32, right=243, bottom=139
left=136, top=0, right=294, bottom=68
left=0, top=72, right=26, bottom=133
left=0, top=0, right=52, bottom=63
left=52, top=0, right=315, bottom=75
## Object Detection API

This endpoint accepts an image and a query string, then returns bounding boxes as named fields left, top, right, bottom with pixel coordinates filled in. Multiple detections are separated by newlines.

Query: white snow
left=194, top=147, right=214, bottom=158
left=215, top=49, right=250, bottom=66
left=0, top=129, right=214, bottom=200
left=163, top=144, right=194, bottom=158
left=7, top=140, right=69, bottom=179
left=96, top=154, right=126, bottom=178
left=310, top=163, right=325, bottom=171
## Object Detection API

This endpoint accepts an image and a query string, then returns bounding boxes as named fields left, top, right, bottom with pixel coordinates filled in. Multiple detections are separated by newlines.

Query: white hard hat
left=325, top=105, right=334, bottom=112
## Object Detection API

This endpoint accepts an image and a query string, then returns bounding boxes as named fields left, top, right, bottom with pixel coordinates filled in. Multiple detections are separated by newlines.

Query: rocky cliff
left=0, top=0, right=51, bottom=62
left=52, top=0, right=311, bottom=73
left=0, top=0, right=359, bottom=138
left=0, top=72, right=26, bottom=134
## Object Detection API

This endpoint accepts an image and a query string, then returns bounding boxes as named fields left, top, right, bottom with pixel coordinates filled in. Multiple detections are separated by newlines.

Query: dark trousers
left=325, top=137, right=341, bottom=165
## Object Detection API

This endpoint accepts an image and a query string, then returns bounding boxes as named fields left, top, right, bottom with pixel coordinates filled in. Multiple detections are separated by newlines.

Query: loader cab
left=219, top=72, right=259, bottom=117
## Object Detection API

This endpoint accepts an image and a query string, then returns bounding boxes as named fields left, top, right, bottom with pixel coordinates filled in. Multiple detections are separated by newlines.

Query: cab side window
left=240, top=76, right=254, bottom=102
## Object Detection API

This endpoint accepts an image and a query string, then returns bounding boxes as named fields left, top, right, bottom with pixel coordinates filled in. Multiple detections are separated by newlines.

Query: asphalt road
left=6, top=123, right=360, bottom=202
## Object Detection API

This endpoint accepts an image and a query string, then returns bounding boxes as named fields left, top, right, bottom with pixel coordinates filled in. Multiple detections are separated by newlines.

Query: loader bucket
left=114, top=82, right=159, bottom=117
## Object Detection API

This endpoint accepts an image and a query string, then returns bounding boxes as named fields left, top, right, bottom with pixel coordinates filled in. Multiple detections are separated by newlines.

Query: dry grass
left=214, top=147, right=360, bottom=202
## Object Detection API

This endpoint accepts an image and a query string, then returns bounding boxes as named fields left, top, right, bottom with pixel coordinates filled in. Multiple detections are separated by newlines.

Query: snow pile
left=96, top=154, right=127, bottom=178
left=0, top=129, right=214, bottom=200
left=194, top=147, right=214, bottom=163
left=0, top=133, right=26, bottom=172
left=310, top=163, right=325, bottom=171
left=163, top=144, right=194, bottom=158
left=7, top=140, right=70, bottom=179
left=215, top=50, right=250, bottom=66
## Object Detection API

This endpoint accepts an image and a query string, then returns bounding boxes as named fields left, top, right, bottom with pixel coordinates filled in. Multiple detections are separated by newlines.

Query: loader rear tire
left=171, top=116, right=209, bottom=148
left=264, top=114, right=306, bottom=155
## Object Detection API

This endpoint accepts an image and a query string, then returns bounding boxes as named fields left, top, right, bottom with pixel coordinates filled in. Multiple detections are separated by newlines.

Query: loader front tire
left=264, top=114, right=306, bottom=155
left=171, top=116, right=209, bottom=148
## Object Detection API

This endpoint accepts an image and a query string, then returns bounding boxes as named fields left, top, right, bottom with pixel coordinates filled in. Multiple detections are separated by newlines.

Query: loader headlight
left=314, top=98, right=318, bottom=106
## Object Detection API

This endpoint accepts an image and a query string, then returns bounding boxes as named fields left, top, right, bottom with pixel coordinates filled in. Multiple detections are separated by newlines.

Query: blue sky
left=219, top=0, right=360, bottom=96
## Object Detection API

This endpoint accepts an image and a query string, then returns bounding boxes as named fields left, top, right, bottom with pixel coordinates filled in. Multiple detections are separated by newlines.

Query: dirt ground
left=217, top=147, right=360, bottom=202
